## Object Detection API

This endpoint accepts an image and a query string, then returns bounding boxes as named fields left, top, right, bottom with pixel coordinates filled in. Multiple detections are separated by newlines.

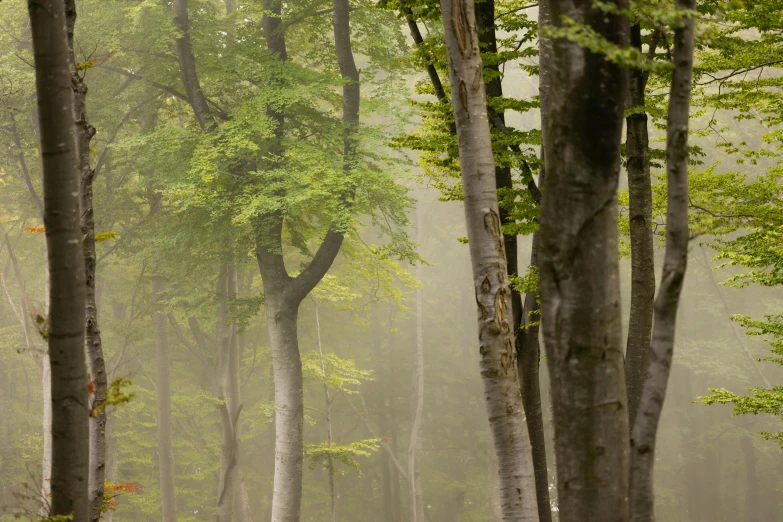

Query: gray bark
left=407, top=201, right=425, bottom=522
left=265, top=294, right=304, bottom=522
left=538, top=1, right=629, bottom=521
left=624, top=24, right=657, bottom=428
left=153, top=279, right=178, bottom=522
left=41, top=356, right=52, bottom=513
left=63, top=2, right=108, bottom=519
left=629, top=2, right=695, bottom=520
left=255, top=1, right=358, bottom=518
left=439, top=0, right=538, bottom=520
left=27, top=0, right=89, bottom=519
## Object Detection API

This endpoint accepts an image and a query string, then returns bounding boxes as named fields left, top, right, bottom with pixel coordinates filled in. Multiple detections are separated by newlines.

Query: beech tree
left=630, top=1, right=695, bottom=519
left=439, top=0, right=538, bottom=519
left=64, top=0, right=109, bottom=519
left=538, top=1, right=629, bottom=520
left=27, top=0, right=89, bottom=520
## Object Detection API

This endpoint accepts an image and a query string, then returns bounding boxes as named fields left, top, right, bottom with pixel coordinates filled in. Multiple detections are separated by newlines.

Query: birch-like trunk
left=629, top=2, right=695, bottom=520
left=64, top=2, right=108, bottom=518
left=439, top=0, right=537, bottom=519
left=624, top=24, right=657, bottom=427
left=27, top=0, right=89, bottom=518
left=407, top=201, right=425, bottom=522
left=153, top=280, right=178, bottom=522
left=537, top=1, right=629, bottom=521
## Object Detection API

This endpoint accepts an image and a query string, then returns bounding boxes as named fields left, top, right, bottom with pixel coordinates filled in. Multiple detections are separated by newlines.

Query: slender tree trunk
left=407, top=201, right=425, bottom=522
left=474, top=6, right=552, bottom=517
left=41, top=356, right=52, bottom=514
left=313, top=301, right=336, bottom=522
left=518, top=226, right=549, bottom=522
left=27, top=0, right=89, bottom=519
left=629, top=2, right=695, bottom=520
left=172, top=0, right=212, bottom=130
left=63, top=2, right=108, bottom=519
left=624, top=24, right=656, bottom=428
left=216, top=263, right=243, bottom=522
left=741, top=436, right=759, bottom=522
left=153, top=279, right=178, bottom=522
left=439, top=0, right=538, bottom=519
left=538, top=1, right=629, bottom=521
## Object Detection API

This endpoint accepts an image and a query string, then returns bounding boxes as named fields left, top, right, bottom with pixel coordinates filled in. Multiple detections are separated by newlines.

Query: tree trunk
left=255, top=1, right=356, bottom=518
left=27, top=0, right=89, bottom=519
left=407, top=201, right=425, bottom=522
left=624, top=23, right=656, bottom=428
left=313, top=301, right=337, bottom=522
left=537, top=1, right=629, bottom=521
left=153, top=279, right=178, bottom=522
left=216, top=263, right=244, bottom=522
left=173, top=0, right=213, bottom=130
left=64, top=2, right=108, bottom=519
left=518, top=227, right=549, bottom=522
left=265, top=292, right=304, bottom=522
left=41, top=356, right=53, bottom=514
left=629, top=2, right=694, bottom=520
left=474, top=5, right=552, bottom=517
left=741, top=436, right=759, bottom=522
left=439, top=0, right=538, bottom=519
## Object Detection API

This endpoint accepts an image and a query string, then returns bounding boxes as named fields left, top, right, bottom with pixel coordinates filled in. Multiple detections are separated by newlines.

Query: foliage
left=304, top=438, right=380, bottom=476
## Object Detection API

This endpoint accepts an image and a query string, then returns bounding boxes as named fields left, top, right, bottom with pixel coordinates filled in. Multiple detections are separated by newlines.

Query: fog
left=1, top=0, right=782, bottom=521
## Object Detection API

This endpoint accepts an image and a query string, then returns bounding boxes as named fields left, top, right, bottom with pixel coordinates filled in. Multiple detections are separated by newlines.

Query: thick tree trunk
left=265, top=293, right=304, bottom=522
left=628, top=2, right=694, bottom=520
left=27, top=0, right=89, bottom=519
left=407, top=201, right=425, bottom=522
left=153, top=280, right=178, bottom=522
left=439, top=0, right=538, bottom=520
left=624, top=24, right=656, bottom=428
left=537, top=1, right=629, bottom=521
left=64, top=2, right=108, bottom=519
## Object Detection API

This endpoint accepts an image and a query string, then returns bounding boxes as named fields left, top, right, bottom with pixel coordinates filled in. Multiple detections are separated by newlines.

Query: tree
left=64, top=1, right=109, bottom=519
left=439, top=0, right=538, bottom=519
left=624, top=21, right=659, bottom=427
left=27, top=0, right=89, bottom=520
left=629, top=1, right=696, bottom=520
left=537, top=1, right=629, bottom=521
